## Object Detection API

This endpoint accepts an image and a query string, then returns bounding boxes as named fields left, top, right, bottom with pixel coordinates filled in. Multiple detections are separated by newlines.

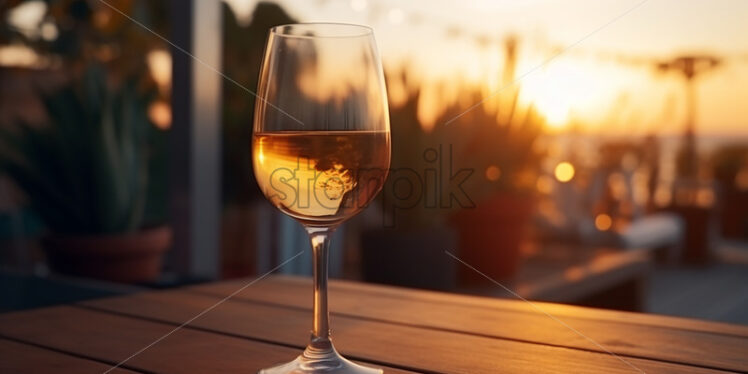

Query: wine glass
left=252, top=23, right=390, bottom=374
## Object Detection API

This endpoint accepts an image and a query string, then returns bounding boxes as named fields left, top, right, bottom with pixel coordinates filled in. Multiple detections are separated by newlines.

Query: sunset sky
left=227, top=0, right=748, bottom=136
left=4, top=0, right=746, bottom=136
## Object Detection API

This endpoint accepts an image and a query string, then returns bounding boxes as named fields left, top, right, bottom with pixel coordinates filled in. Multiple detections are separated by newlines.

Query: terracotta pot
left=665, top=204, right=715, bottom=264
left=720, top=188, right=748, bottom=240
left=449, top=193, right=534, bottom=284
left=43, top=226, right=172, bottom=283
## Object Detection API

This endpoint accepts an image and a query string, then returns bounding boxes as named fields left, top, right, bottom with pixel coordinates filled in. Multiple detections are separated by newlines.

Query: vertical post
left=682, top=77, right=697, bottom=179
left=169, top=0, right=223, bottom=279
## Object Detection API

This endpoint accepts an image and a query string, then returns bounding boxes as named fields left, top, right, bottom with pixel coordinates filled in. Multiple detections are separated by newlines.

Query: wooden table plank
left=191, top=275, right=748, bottom=338
left=0, top=306, right=415, bottom=374
left=0, top=339, right=137, bottom=374
left=185, top=276, right=748, bottom=372
left=332, top=276, right=748, bottom=338
left=81, top=290, right=735, bottom=374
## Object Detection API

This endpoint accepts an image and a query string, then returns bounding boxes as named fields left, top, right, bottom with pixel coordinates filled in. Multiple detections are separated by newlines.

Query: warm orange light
left=416, top=83, right=441, bottom=132
left=536, top=175, right=553, bottom=194
left=93, top=9, right=112, bottom=28
left=147, top=49, right=172, bottom=91
left=595, top=214, right=612, bottom=231
left=653, top=186, right=671, bottom=207
left=387, top=75, right=409, bottom=108
left=148, top=101, right=171, bottom=130
left=564, top=266, right=585, bottom=281
left=518, top=60, right=601, bottom=129
left=0, top=45, right=39, bottom=66
left=485, top=165, right=501, bottom=181
left=736, top=169, right=748, bottom=191
left=696, top=189, right=715, bottom=207
left=554, top=162, right=575, bottom=182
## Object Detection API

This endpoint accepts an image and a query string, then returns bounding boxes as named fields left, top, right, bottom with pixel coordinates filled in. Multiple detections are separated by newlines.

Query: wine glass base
left=258, top=345, right=382, bottom=374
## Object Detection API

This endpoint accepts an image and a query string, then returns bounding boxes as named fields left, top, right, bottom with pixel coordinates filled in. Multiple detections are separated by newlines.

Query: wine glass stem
left=306, top=226, right=334, bottom=352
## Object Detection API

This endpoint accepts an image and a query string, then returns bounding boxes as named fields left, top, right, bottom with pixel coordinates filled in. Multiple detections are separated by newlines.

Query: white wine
left=253, top=130, right=390, bottom=225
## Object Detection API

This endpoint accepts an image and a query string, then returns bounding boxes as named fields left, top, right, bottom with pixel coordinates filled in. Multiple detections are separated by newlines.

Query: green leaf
left=0, top=64, right=155, bottom=234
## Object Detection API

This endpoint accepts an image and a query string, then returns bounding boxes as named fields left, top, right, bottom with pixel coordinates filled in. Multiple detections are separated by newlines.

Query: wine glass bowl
left=254, top=131, right=390, bottom=226
left=252, top=23, right=390, bottom=374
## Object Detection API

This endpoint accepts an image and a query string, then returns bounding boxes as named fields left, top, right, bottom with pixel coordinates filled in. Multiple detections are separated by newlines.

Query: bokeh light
left=148, top=101, right=172, bottom=130
left=594, top=214, right=612, bottom=231
left=485, top=165, right=501, bottom=181
left=554, top=162, right=575, bottom=183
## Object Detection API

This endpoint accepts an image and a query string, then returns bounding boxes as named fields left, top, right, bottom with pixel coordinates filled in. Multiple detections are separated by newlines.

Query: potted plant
left=0, top=65, right=170, bottom=283
left=359, top=70, right=458, bottom=290
left=434, top=86, right=545, bottom=284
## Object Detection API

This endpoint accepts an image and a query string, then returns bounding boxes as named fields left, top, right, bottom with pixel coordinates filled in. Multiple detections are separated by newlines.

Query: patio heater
left=655, top=55, right=721, bottom=264
left=656, top=55, right=721, bottom=178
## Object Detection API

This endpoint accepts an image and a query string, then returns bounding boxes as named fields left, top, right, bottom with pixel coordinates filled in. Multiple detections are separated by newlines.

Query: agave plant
left=0, top=65, right=154, bottom=235
left=382, top=67, right=546, bottom=230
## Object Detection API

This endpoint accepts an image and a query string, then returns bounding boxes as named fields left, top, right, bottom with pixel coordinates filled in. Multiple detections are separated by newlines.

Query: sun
left=540, top=99, right=571, bottom=128
left=519, top=58, right=601, bottom=130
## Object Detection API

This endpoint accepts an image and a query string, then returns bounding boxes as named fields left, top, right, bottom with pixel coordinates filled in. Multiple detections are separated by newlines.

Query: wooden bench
left=457, top=246, right=653, bottom=311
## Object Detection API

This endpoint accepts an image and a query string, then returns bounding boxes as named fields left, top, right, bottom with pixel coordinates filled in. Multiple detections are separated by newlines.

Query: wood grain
left=81, top=290, right=736, bottom=374
left=0, top=338, right=137, bottom=374
left=2, top=275, right=745, bottom=373
left=184, top=275, right=748, bottom=372
left=190, top=275, right=748, bottom=337
left=0, top=306, right=415, bottom=374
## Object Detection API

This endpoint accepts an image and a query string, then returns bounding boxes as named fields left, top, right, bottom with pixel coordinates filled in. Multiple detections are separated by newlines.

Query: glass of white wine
left=252, top=23, right=390, bottom=374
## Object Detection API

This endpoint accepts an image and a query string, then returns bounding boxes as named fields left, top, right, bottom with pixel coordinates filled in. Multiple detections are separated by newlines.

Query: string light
left=331, top=0, right=748, bottom=66
left=387, top=8, right=404, bottom=24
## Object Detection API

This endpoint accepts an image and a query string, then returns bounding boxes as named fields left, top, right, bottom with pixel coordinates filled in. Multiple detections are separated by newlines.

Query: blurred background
left=1, top=0, right=747, bottom=325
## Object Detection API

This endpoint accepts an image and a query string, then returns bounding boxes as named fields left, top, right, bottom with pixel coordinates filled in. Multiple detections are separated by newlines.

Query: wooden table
left=1, top=275, right=747, bottom=373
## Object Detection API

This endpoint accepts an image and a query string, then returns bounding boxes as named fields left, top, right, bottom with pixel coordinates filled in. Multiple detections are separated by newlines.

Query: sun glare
left=520, top=59, right=605, bottom=130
